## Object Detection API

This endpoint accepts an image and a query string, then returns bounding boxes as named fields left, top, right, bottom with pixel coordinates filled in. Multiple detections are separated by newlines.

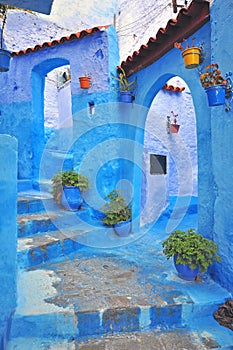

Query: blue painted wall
left=0, top=135, right=17, bottom=348
left=127, top=23, right=211, bottom=233
left=207, top=0, right=233, bottom=291
left=0, top=26, right=119, bottom=182
left=130, top=3, right=232, bottom=291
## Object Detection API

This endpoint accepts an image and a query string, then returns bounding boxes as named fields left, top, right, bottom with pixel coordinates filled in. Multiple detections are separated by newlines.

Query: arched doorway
left=140, top=76, right=197, bottom=227
left=31, top=58, right=72, bottom=181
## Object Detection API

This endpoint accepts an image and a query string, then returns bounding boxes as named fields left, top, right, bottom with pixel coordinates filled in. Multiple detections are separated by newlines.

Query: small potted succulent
left=162, top=228, right=221, bottom=281
left=51, top=170, right=90, bottom=211
left=112, top=67, right=137, bottom=103
left=0, top=4, right=11, bottom=72
left=174, top=37, right=201, bottom=69
left=101, top=190, right=132, bottom=236
left=199, top=63, right=227, bottom=106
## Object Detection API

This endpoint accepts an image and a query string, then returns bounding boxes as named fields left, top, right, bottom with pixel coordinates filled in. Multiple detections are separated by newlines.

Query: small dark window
left=150, top=154, right=167, bottom=175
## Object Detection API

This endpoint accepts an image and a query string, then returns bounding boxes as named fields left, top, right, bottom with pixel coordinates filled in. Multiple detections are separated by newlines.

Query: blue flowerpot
left=61, top=186, right=83, bottom=211
left=205, top=85, right=226, bottom=106
left=113, top=220, right=131, bottom=236
left=174, top=255, right=199, bottom=281
left=0, top=49, right=11, bottom=72
left=119, top=91, right=133, bottom=103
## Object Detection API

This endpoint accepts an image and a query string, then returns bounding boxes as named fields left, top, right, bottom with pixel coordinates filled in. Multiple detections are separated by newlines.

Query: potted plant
left=169, top=111, right=180, bottom=133
left=174, top=37, right=201, bottom=69
left=112, top=67, right=137, bottom=103
left=0, top=4, right=11, bottom=72
left=199, top=63, right=227, bottom=106
left=100, top=190, right=132, bottom=236
left=51, top=170, right=90, bottom=211
left=162, top=228, right=221, bottom=281
left=79, top=71, right=91, bottom=89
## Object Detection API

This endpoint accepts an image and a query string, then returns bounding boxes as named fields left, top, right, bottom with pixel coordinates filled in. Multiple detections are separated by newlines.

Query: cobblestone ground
left=76, top=329, right=219, bottom=349
left=44, top=255, right=166, bottom=310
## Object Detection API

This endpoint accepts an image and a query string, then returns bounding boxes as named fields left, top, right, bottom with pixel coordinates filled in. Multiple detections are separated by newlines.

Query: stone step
left=17, top=212, right=60, bottom=237
left=17, top=226, right=92, bottom=267
left=6, top=327, right=230, bottom=350
left=17, top=190, right=56, bottom=215
left=10, top=244, right=233, bottom=344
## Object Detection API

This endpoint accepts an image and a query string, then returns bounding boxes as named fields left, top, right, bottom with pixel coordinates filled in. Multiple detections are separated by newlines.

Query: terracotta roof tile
left=162, top=83, right=185, bottom=92
left=120, top=1, right=210, bottom=76
left=12, top=25, right=109, bottom=57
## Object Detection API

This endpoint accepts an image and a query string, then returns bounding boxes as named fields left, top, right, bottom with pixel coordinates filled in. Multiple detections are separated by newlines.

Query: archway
left=31, top=57, right=71, bottom=180
left=140, top=76, right=198, bottom=227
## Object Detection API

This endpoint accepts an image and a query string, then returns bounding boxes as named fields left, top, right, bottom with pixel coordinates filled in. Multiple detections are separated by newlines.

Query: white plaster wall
left=44, top=70, right=59, bottom=129
left=116, top=0, right=193, bottom=61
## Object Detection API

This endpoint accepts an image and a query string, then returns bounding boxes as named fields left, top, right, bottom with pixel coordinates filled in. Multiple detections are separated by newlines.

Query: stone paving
left=9, top=192, right=233, bottom=349
left=7, top=329, right=221, bottom=349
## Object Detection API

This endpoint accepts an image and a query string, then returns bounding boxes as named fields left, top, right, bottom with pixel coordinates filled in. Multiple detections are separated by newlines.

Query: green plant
left=111, top=67, right=137, bottom=93
left=199, top=63, right=227, bottom=88
left=162, top=228, right=221, bottom=273
left=101, top=190, right=132, bottom=226
left=51, top=170, right=89, bottom=203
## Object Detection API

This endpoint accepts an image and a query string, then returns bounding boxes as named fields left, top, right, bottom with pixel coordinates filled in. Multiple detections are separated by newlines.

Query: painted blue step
left=17, top=190, right=57, bottom=215
left=7, top=328, right=227, bottom=350
left=17, top=227, right=92, bottom=268
left=17, top=212, right=60, bottom=237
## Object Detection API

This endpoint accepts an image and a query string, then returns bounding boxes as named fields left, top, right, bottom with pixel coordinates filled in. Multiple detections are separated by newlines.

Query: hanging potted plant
left=199, top=63, right=227, bottom=106
left=162, top=228, right=221, bottom=281
left=100, top=190, right=132, bottom=236
left=51, top=170, right=90, bottom=211
left=174, top=37, right=201, bottom=69
left=79, top=71, right=91, bottom=89
left=169, top=111, right=180, bottom=133
left=0, top=4, right=11, bottom=72
left=112, top=67, right=137, bottom=103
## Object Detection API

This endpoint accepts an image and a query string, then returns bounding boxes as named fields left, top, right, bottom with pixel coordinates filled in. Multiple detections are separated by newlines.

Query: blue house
left=0, top=0, right=232, bottom=347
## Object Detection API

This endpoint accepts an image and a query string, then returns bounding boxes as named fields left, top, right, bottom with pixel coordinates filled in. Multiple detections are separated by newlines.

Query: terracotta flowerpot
left=79, top=76, right=91, bottom=89
left=170, top=124, right=180, bottom=133
left=182, top=47, right=201, bottom=69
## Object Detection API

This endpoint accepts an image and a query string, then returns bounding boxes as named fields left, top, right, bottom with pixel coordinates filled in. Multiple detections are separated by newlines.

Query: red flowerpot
left=79, top=76, right=91, bottom=89
left=170, top=124, right=180, bottom=133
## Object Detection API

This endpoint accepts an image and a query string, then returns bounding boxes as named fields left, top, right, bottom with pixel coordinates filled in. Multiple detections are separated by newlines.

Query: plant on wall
left=199, top=63, right=227, bottom=106
left=174, top=37, right=202, bottom=69
left=167, top=111, right=180, bottom=133
left=199, top=63, right=226, bottom=88
left=111, top=67, right=137, bottom=103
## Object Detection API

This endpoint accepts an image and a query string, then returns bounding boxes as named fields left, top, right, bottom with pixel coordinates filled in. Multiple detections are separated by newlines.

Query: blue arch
left=31, top=57, right=70, bottom=179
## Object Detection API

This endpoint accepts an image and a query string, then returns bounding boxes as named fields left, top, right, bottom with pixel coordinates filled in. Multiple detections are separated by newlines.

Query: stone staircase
left=6, top=191, right=233, bottom=349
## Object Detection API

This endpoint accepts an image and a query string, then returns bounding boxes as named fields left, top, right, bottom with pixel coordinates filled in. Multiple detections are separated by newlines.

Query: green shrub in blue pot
left=162, top=229, right=221, bottom=281
left=51, top=170, right=89, bottom=211
left=101, top=190, right=132, bottom=236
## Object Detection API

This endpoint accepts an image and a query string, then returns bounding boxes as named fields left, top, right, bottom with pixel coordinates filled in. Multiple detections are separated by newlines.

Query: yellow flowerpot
left=182, top=47, right=201, bottom=69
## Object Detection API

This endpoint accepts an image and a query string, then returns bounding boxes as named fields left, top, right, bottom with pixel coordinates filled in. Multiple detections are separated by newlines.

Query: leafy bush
left=101, top=190, right=132, bottom=226
left=51, top=170, right=89, bottom=203
left=162, top=228, right=221, bottom=273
